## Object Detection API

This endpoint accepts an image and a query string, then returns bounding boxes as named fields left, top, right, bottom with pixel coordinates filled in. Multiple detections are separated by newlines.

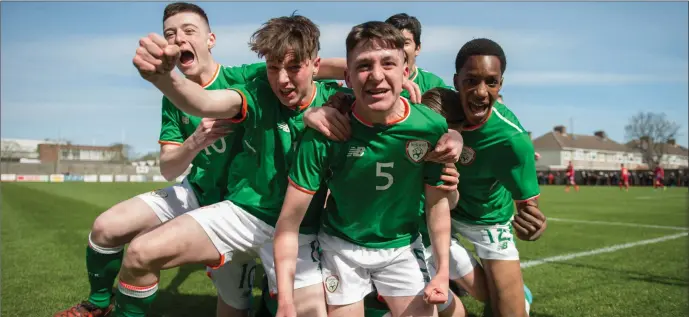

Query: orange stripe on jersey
left=201, top=64, right=221, bottom=88
left=352, top=97, right=410, bottom=127
left=228, top=88, right=248, bottom=124
left=288, top=177, right=316, bottom=195
left=158, top=140, right=182, bottom=146
left=515, top=194, right=540, bottom=203
left=207, top=254, right=226, bottom=270
left=295, top=83, right=317, bottom=111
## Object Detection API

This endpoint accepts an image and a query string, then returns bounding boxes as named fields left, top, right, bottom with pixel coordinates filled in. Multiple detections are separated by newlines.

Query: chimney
left=553, top=125, right=567, bottom=135
left=594, top=130, right=607, bottom=139
left=668, top=138, right=676, bottom=146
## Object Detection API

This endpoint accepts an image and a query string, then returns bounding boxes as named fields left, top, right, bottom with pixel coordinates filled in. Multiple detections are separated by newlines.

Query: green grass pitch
left=1, top=182, right=687, bottom=316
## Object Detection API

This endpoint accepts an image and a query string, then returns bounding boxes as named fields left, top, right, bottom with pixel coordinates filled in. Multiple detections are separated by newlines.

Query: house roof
left=625, top=140, right=689, bottom=156
left=532, top=131, right=631, bottom=152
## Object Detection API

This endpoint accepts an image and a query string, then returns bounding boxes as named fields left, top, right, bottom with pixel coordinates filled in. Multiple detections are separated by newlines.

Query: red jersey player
left=620, top=164, right=630, bottom=191
left=565, top=161, right=579, bottom=192
left=654, top=165, right=666, bottom=190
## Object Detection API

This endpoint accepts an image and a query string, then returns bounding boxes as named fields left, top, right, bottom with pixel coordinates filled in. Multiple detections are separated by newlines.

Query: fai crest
left=459, top=146, right=476, bottom=165
left=324, top=275, right=340, bottom=293
left=182, top=116, right=190, bottom=124
left=406, top=140, right=431, bottom=163
left=151, top=189, right=168, bottom=198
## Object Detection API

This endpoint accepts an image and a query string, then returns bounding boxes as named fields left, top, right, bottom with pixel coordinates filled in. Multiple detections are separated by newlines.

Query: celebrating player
left=307, top=38, right=546, bottom=317
left=273, top=21, right=453, bottom=317
left=620, top=163, right=630, bottom=191
left=119, top=13, right=357, bottom=317
left=565, top=161, right=579, bottom=192
left=385, top=13, right=448, bottom=98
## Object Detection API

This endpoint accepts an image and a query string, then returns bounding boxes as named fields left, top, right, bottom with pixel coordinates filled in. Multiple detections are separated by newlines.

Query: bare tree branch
left=625, top=112, right=681, bottom=169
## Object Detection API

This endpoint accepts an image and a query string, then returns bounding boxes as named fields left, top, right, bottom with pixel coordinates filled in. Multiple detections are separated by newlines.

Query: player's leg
left=114, top=200, right=268, bottom=317
left=207, top=254, right=258, bottom=317
left=54, top=182, right=198, bottom=317
left=318, top=233, right=373, bottom=317
left=374, top=238, right=435, bottom=317
left=260, top=234, right=328, bottom=317
left=455, top=221, right=528, bottom=317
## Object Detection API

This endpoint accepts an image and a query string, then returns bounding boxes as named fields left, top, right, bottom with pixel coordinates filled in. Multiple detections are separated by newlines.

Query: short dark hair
left=454, top=38, right=507, bottom=74
left=346, top=21, right=406, bottom=61
left=163, top=2, right=210, bottom=31
left=385, top=13, right=422, bottom=47
left=249, top=13, right=320, bottom=64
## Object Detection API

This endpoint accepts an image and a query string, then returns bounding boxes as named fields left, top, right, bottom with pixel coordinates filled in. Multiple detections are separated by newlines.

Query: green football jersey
left=401, top=66, right=448, bottom=99
left=453, top=101, right=540, bottom=225
left=225, top=79, right=349, bottom=233
left=289, top=98, right=447, bottom=249
left=159, top=63, right=267, bottom=207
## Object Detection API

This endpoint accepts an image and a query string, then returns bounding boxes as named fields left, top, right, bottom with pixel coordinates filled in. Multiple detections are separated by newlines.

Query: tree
left=109, top=143, right=133, bottom=162
left=625, top=112, right=681, bottom=169
left=1, top=140, right=20, bottom=161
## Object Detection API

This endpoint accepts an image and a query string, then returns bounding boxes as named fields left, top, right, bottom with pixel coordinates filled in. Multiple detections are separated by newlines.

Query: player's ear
left=453, top=73, right=460, bottom=91
left=498, top=76, right=504, bottom=89
left=312, top=56, right=321, bottom=78
left=415, top=43, right=421, bottom=57
left=344, top=66, right=352, bottom=88
left=207, top=32, right=216, bottom=50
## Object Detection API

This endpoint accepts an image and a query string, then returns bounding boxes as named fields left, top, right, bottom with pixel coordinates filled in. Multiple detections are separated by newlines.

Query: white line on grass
left=521, top=232, right=688, bottom=269
left=548, top=217, right=689, bottom=231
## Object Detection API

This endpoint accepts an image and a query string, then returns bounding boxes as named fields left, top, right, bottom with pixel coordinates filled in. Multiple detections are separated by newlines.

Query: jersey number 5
left=376, top=162, right=394, bottom=191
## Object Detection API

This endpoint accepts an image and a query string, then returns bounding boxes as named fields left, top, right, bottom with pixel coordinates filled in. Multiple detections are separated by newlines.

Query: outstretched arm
left=133, top=33, right=245, bottom=118
left=315, top=58, right=346, bottom=80
left=274, top=184, right=316, bottom=316
left=423, top=185, right=452, bottom=304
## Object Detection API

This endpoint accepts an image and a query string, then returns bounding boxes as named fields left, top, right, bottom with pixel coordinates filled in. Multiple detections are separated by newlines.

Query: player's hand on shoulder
left=189, top=118, right=234, bottom=150
left=426, top=129, right=463, bottom=164
left=402, top=80, right=421, bottom=103
left=512, top=199, right=547, bottom=241
left=304, top=92, right=353, bottom=141
left=437, top=163, right=459, bottom=192
left=133, top=33, right=180, bottom=83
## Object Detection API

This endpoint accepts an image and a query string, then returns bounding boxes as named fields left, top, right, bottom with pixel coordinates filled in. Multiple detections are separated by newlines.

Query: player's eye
left=164, top=32, right=175, bottom=39
left=288, top=65, right=302, bottom=72
left=356, top=63, right=371, bottom=71
left=184, top=29, right=195, bottom=35
left=463, top=78, right=478, bottom=86
left=268, top=65, right=280, bottom=72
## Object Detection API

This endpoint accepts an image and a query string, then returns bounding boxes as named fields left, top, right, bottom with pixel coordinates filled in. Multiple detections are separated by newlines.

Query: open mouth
left=179, top=50, right=195, bottom=66
left=279, top=88, right=296, bottom=98
left=365, top=88, right=390, bottom=97
left=468, top=102, right=489, bottom=116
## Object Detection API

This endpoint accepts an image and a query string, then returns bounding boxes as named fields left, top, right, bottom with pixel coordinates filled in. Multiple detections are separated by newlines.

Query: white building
left=532, top=126, right=647, bottom=171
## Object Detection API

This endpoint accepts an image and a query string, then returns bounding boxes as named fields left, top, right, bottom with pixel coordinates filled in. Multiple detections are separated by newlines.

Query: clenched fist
left=132, top=33, right=181, bottom=83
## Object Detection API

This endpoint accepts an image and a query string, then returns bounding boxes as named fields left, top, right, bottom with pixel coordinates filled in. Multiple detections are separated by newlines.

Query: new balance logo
left=277, top=122, right=290, bottom=133
left=347, top=146, right=365, bottom=157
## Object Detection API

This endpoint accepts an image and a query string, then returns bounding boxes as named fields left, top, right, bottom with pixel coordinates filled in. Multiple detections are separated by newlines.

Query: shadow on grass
left=164, top=263, right=207, bottom=294
left=148, top=290, right=217, bottom=317
left=542, top=261, right=688, bottom=288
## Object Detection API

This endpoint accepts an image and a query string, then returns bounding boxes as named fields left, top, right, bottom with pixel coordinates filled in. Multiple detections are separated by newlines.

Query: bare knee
left=90, top=198, right=159, bottom=247
left=122, top=237, right=160, bottom=273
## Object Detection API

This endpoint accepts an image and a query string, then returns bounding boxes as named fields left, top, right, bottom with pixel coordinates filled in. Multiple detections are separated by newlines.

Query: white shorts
left=187, top=200, right=323, bottom=294
left=206, top=253, right=257, bottom=310
left=423, top=238, right=478, bottom=281
left=319, top=232, right=430, bottom=306
left=452, top=219, right=519, bottom=261
left=137, top=178, right=200, bottom=223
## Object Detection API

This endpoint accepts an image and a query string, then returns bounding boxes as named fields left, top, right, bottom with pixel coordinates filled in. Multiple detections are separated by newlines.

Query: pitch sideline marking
left=521, top=232, right=688, bottom=269
left=548, top=217, right=689, bottom=231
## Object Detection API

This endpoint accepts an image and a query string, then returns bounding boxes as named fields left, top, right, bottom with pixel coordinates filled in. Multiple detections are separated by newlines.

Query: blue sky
left=2, top=1, right=687, bottom=155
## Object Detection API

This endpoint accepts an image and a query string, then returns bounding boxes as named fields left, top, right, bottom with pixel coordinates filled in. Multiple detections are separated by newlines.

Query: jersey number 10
left=203, top=138, right=227, bottom=156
